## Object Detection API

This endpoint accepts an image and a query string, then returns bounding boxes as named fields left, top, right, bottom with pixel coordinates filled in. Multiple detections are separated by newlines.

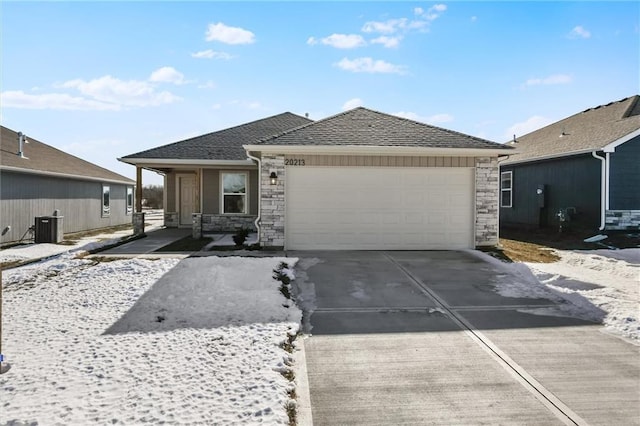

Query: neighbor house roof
left=248, top=107, right=512, bottom=153
left=503, top=95, right=640, bottom=164
left=120, top=112, right=312, bottom=163
left=0, top=126, right=134, bottom=184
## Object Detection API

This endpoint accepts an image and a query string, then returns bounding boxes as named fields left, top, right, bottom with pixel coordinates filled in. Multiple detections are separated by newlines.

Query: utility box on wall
left=35, top=216, right=64, bottom=243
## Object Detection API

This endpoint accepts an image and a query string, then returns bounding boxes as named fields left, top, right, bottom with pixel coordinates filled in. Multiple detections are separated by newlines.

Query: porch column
left=133, top=166, right=145, bottom=235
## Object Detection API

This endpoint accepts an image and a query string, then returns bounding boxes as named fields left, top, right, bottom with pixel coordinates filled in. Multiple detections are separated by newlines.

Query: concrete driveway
left=292, top=251, right=640, bottom=426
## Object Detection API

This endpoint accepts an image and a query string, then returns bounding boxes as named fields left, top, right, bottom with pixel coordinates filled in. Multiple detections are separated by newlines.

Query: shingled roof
left=254, top=107, right=512, bottom=150
left=503, top=95, right=640, bottom=164
left=1, top=126, right=134, bottom=184
left=121, top=112, right=312, bottom=161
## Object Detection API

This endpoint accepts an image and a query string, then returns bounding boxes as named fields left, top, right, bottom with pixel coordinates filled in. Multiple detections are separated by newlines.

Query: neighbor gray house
left=121, top=107, right=512, bottom=250
left=500, top=95, right=640, bottom=232
left=0, top=126, right=135, bottom=244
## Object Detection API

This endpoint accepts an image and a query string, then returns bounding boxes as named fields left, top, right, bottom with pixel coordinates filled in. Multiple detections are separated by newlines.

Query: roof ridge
left=622, top=95, right=640, bottom=118
left=257, top=108, right=362, bottom=144
left=259, top=106, right=503, bottom=146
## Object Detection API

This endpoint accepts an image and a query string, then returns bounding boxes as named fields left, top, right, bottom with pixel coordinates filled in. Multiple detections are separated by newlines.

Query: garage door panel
left=286, top=167, right=474, bottom=250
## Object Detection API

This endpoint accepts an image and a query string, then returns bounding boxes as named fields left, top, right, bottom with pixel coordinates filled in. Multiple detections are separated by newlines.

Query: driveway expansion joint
left=383, top=251, right=589, bottom=426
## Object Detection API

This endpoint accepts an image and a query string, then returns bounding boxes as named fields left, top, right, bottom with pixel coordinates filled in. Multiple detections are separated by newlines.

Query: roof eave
left=0, top=165, right=135, bottom=185
left=243, top=145, right=514, bottom=156
left=118, top=158, right=256, bottom=167
left=602, top=128, right=640, bottom=152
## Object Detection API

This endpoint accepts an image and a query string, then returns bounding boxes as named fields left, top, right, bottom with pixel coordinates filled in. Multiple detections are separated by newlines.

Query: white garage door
left=285, top=167, right=474, bottom=250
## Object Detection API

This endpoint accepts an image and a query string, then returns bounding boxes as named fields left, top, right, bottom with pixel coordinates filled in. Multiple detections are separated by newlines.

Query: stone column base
left=133, top=212, right=145, bottom=235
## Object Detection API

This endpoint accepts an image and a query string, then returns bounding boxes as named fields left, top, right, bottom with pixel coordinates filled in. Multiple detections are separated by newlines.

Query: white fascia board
left=0, top=165, right=135, bottom=185
left=500, top=148, right=597, bottom=166
left=118, top=158, right=256, bottom=167
left=602, top=128, right=640, bottom=152
left=243, top=144, right=513, bottom=157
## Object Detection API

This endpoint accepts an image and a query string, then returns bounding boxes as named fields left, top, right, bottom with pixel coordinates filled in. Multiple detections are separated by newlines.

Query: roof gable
left=0, top=126, right=134, bottom=184
left=505, top=95, right=640, bottom=163
left=254, top=107, right=512, bottom=151
left=122, top=112, right=312, bottom=161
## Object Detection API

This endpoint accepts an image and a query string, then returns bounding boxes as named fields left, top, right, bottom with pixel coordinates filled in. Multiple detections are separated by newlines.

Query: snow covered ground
left=1, top=254, right=301, bottom=424
left=477, top=248, right=639, bottom=342
left=0, top=209, right=164, bottom=265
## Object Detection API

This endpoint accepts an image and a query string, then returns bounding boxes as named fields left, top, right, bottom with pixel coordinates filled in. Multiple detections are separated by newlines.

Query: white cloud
left=414, top=7, right=424, bottom=16
left=335, top=57, right=406, bottom=74
left=394, top=111, right=453, bottom=124
left=206, top=22, right=255, bottom=44
left=424, top=4, right=447, bottom=21
left=371, top=36, right=402, bottom=48
left=569, top=25, right=591, bottom=39
left=61, top=75, right=180, bottom=107
left=506, top=115, right=553, bottom=139
left=362, top=18, right=408, bottom=34
left=198, top=81, right=217, bottom=90
left=191, top=49, right=233, bottom=60
left=311, top=34, right=366, bottom=49
left=471, top=16, right=478, bottom=22
left=342, top=98, right=364, bottom=110
left=0, top=90, right=119, bottom=111
left=149, top=66, right=186, bottom=85
left=524, top=74, right=573, bottom=86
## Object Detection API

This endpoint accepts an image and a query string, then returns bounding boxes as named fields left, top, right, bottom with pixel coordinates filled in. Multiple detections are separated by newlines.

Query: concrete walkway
left=293, top=251, right=640, bottom=426
left=99, top=227, right=191, bottom=256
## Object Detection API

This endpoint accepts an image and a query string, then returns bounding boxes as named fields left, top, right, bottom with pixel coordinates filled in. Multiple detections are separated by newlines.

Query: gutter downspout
left=592, top=151, right=606, bottom=230
left=246, top=151, right=262, bottom=244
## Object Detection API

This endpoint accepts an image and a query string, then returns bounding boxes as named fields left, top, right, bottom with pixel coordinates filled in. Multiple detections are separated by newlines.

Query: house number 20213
left=285, top=159, right=306, bottom=166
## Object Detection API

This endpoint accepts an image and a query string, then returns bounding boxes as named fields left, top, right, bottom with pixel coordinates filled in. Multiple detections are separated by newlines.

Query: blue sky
left=2, top=1, right=638, bottom=185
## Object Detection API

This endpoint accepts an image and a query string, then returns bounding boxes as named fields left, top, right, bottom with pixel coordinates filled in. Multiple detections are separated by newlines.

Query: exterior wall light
left=269, top=171, right=278, bottom=185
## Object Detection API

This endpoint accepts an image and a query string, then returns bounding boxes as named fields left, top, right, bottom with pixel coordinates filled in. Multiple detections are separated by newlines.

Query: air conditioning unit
left=34, top=216, right=64, bottom=243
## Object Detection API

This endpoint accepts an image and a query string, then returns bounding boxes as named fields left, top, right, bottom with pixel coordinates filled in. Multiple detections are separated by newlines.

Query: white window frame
left=102, top=185, right=111, bottom=217
left=500, top=171, right=513, bottom=208
left=126, top=186, right=134, bottom=215
left=220, top=172, right=248, bottom=215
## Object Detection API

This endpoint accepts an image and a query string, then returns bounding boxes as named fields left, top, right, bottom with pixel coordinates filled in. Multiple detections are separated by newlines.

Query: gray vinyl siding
left=609, top=136, right=640, bottom=210
left=1, top=170, right=131, bottom=244
left=500, top=154, right=601, bottom=230
left=165, top=171, right=177, bottom=212
left=202, top=169, right=220, bottom=214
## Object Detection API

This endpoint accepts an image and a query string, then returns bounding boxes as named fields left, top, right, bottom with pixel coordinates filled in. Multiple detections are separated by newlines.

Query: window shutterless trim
left=220, top=171, right=248, bottom=215
left=500, top=171, right=513, bottom=208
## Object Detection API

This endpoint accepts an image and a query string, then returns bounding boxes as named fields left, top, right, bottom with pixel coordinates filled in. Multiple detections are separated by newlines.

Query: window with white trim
left=500, top=171, right=513, bottom=208
left=102, top=185, right=111, bottom=216
left=222, top=172, right=247, bottom=214
left=126, top=187, right=134, bottom=214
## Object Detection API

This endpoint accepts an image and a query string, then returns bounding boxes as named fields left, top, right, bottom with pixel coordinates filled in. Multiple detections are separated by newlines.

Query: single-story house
left=121, top=107, right=512, bottom=250
left=499, top=95, right=640, bottom=232
left=0, top=125, right=136, bottom=245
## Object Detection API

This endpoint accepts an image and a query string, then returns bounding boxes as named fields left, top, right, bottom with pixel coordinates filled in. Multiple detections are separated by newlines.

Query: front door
left=178, top=175, right=196, bottom=226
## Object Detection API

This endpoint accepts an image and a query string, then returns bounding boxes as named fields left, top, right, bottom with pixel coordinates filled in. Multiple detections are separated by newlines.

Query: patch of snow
left=1, top=255, right=302, bottom=424
left=471, top=249, right=639, bottom=342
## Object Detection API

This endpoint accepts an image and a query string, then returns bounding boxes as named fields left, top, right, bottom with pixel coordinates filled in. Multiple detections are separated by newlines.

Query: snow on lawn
left=1, top=255, right=301, bottom=425
left=476, top=248, right=639, bottom=342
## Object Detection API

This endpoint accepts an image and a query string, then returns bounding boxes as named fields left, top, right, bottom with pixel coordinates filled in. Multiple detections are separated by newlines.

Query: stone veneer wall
left=192, top=213, right=257, bottom=239
left=260, top=154, right=286, bottom=249
left=475, top=157, right=499, bottom=247
left=164, top=212, right=179, bottom=227
left=605, top=210, right=640, bottom=230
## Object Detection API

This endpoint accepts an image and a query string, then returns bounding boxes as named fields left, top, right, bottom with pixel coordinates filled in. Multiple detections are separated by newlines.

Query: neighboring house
left=0, top=126, right=136, bottom=244
left=122, top=107, right=512, bottom=250
left=119, top=112, right=313, bottom=231
left=499, top=95, right=640, bottom=232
